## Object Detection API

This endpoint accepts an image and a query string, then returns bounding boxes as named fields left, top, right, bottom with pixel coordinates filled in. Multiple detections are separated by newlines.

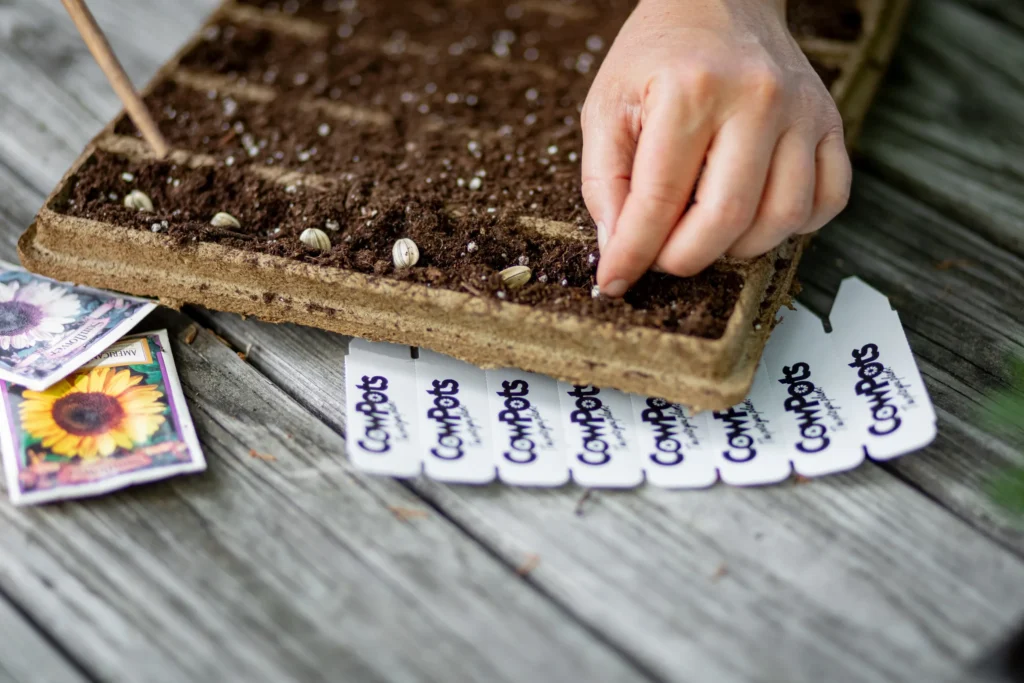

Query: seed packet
left=0, top=330, right=205, bottom=505
left=0, top=265, right=155, bottom=391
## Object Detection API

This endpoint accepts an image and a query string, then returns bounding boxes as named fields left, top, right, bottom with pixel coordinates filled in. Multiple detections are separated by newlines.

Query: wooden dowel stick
left=60, top=0, right=169, bottom=159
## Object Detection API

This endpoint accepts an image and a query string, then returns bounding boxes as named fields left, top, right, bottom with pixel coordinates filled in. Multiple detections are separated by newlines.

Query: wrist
left=637, top=0, right=786, bottom=19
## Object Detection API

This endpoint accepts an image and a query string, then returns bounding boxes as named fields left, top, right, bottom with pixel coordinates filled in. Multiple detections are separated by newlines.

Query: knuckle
left=765, top=197, right=813, bottom=231
left=821, top=118, right=846, bottom=143
left=658, top=254, right=704, bottom=278
left=680, top=65, right=717, bottom=99
left=654, top=65, right=717, bottom=101
left=707, top=199, right=754, bottom=230
left=823, top=183, right=851, bottom=215
left=635, top=181, right=687, bottom=211
left=745, top=65, right=785, bottom=106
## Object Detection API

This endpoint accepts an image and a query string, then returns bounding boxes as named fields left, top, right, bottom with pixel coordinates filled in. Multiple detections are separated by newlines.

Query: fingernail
left=597, top=221, right=608, bottom=251
left=603, top=279, right=629, bottom=298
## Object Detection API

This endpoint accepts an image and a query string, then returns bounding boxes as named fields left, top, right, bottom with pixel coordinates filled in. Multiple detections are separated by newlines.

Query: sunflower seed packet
left=0, top=330, right=206, bottom=505
left=0, top=265, right=156, bottom=391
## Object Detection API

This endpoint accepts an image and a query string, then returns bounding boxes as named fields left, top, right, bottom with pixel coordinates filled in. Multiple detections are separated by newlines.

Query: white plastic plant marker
left=340, top=277, right=938, bottom=488
left=485, top=368, right=570, bottom=486
left=415, top=349, right=496, bottom=484
left=707, top=361, right=794, bottom=486
left=557, top=382, right=644, bottom=488
left=763, top=303, right=866, bottom=477
left=630, top=394, right=717, bottom=488
left=344, top=339, right=421, bottom=477
left=827, top=278, right=938, bottom=460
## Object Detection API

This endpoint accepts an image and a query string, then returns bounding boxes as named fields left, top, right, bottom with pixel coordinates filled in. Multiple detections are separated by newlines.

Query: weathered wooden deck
left=0, top=1, right=1022, bottom=681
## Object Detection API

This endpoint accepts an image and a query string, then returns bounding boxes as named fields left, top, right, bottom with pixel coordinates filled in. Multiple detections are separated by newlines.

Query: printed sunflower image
left=0, top=331, right=206, bottom=504
left=19, top=365, right=166, bottom=460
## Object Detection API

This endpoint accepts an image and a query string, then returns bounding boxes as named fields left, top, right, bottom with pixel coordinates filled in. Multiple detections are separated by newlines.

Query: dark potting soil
left=59, top=151, right=742, bottom=338
left=67, top=0, right=863, bottom=339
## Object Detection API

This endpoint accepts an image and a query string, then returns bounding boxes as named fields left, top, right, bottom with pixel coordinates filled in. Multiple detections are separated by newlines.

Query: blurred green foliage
left=985, top=354, right=1024, bottom=514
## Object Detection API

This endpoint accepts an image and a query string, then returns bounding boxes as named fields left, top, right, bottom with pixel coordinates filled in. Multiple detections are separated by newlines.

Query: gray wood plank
left=857, top=0, right=1024, bottom=256
left=0, top=3, right=647, bottom=679
left=958, top=0, right=1024, bottom=35
left=201, top=302, right=1024, bottom=683
left=0, top=289, right=645, bottom=683
left=4, top=0, right=1024, bottom=681
left=796, top=170, right=1024, bottom=553
left=0, top=598, right=88, bottom=683
left=0, top=0, right=214, bottom=193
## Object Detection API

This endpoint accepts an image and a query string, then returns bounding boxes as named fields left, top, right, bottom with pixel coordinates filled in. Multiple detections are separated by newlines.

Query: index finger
left=580, top=96, right=636, bottom=251
left=596, top=81, right=713, bottom=297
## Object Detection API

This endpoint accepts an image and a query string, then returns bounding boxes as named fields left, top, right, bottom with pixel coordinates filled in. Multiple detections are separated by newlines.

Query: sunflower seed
left=210, top=212, right=241, bottom=228
left=392, top=238, right=420, bottom=268
left=300, top=227, right=331, bottom=251
left=123, top=190, right=154, bottom=212
left=500, top=265, right=532, bottom=289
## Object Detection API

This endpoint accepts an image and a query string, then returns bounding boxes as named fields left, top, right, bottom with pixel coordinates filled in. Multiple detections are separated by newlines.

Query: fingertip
left=602, top=279, right=629, bottom=298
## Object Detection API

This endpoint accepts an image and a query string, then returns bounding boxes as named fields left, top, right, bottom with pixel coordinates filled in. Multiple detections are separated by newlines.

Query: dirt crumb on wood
left=516, top=553, right=541, bottom=576
left=388, top=505, right=429, bottom=522
left=574, top=489, right=594, bottom=516
left=248, top=448, right=277, bottom=461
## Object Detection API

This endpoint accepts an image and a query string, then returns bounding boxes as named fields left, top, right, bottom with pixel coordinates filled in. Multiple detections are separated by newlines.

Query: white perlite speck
left=469, top=177, right=483, bottom=191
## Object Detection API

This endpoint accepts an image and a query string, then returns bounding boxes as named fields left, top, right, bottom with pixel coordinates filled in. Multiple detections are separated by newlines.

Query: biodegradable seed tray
left=20, top=0, right=910, bottom=411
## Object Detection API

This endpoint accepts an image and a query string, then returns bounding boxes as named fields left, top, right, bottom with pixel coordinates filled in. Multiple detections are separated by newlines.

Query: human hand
left=582, top=0, right=852, bottom=297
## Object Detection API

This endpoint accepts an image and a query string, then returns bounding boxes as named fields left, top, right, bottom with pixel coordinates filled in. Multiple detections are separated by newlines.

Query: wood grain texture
left=204, top=301, right=1024, bottom=683
left=0, top=4, right=646, bottom=681
left=0, top=598, right=87, bottom=683
left=857, top=0, right=1024, bottom=257
left=796, top=171, right=1024, bottom=553
left=59, top=0, right=170, bottom=157
left=0, top=296, right=646, bottom=683
left=1, top=0, right=1024, bottom=681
